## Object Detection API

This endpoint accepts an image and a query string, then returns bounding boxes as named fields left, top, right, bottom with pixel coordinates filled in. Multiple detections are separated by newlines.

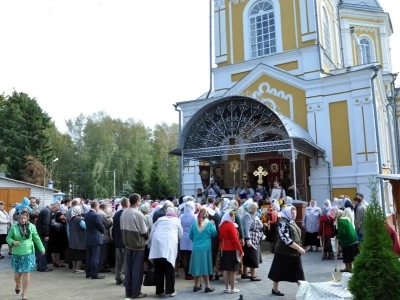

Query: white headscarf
left=71, top=206, right=81, bottom=218
left=279, top=207, right=294, bottom=224
left=221, top=198, right=230, bottom=212
left=220, top=209, right=238, bottom=227
left=286, top=196, right=293, bottom=206
left=309, top=199, right=317, bottom=214
left=202, top=205, right=216, bottom=216
left=184, top=201, right=195, bottom=215
left=271, top=200, right=280, bottom=211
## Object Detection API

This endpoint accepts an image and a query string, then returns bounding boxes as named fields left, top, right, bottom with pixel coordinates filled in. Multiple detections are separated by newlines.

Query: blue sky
left=0, top=0, right=398, bottom=132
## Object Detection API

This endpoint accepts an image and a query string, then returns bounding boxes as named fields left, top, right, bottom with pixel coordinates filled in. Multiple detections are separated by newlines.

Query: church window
left=249, top=1, right=276, bottom=58
left=322, top=8, right=331, bottom=58
left=360, top=38, right=372, bottom=64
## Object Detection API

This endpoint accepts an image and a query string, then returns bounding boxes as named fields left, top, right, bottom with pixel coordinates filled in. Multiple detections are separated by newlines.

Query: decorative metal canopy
left=171, top=96, right=324, bottom=160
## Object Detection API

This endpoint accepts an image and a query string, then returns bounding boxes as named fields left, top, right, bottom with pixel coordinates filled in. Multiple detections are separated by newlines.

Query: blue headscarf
left=15, top=197, right=32, bottom=213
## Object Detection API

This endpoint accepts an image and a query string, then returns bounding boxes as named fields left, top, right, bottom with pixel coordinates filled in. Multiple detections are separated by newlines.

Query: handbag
left=143, top=268, right=156, bottom=286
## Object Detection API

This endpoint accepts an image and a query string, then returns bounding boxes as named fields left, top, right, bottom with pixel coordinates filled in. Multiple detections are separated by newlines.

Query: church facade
left=173, top=0, right=400, bottom=212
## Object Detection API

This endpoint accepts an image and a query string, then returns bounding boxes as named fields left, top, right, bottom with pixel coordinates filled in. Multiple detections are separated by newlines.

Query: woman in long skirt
left=268, top=206, right=305, bottom=297
left=7, top=211, right=45, bottom=300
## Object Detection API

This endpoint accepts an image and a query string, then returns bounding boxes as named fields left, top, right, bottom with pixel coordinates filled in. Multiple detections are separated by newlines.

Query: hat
left=166, top=196, right=174, bottom=201
left=239, top=193, right=247, bottom=200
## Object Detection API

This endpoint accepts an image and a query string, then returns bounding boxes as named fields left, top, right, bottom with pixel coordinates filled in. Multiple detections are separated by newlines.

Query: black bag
left=143, top=269, right=156, bottom=286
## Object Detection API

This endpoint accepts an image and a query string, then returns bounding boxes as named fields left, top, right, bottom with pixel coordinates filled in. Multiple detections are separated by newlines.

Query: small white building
left=0, top=176, right=59, bottom=211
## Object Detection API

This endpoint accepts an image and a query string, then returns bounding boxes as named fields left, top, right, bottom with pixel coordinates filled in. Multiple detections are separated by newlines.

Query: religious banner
left=268, top=159, right=281, bottom=183
left=199, top=165, right=211, bottom=189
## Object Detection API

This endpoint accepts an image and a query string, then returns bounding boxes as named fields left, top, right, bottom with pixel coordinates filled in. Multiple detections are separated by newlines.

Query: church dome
left=341, top=0, right=383, bottom=12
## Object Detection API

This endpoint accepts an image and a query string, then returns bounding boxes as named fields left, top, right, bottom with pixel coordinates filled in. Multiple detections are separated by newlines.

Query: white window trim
left=243, top=0, right=283, bottom=61
left=358, top=34, right=376, bottom=63
left=321, top=5, right=331, bottom=58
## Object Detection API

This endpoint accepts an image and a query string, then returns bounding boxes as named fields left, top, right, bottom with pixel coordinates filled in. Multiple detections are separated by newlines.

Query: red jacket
left=218, top=221, right=243, bottom=255
left=318, top=215, right=335, bottom=236
left=387, top=224, right=400, bottom=257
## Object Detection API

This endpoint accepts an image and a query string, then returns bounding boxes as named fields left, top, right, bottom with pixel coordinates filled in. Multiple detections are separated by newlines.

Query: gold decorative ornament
left=229, top=160, right=240, bottom=185
left=253, top=166, right=268, bottom=184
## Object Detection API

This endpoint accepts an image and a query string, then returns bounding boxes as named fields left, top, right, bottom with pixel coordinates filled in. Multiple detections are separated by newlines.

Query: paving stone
left=0, top=244, right=341, bottom=300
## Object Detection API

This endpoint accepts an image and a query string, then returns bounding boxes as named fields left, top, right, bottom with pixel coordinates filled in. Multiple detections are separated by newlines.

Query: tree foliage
left=22, top=155, right=46, bottom=185
left=348, top=177, right=400, bottom=299
left=1, top=90, right=180, bottom=198
left=0, top=91, right=53, bottom=180
left=149, top=160, right=171, bottom=200
left=132, top=160, right=149, bottom=197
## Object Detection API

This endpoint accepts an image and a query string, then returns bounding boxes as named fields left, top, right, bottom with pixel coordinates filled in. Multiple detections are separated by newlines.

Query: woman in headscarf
left=179, top=201, right=196, bottom=280
left=241, top=201, right=263, bottom=281
left=262, top=200, right=280, bottom=253
left=220, top=198, right=231, bottom=216
left=333, top=208, right=359, bottom=272
left=149, top=207, right=183, bottom=297
left=203, top=204, right=221, bottom=281
left=343, top=198, right=355, bottom=229
left=318, top=200, right=335, bottom=260
left=268, top=206, right=305, bottom=297
left=139, top=202, right=153, bottom=273
left=189, top=208, right=217, bottom=293
left=219, top=209, right=244, bottom=294
left=302, top=199, right=321, bottom=251
left=49, top=211, right=68, bottom=267
left=69, top=206, right=87, bottom=273
left=7, top=211, right=45, bottom=300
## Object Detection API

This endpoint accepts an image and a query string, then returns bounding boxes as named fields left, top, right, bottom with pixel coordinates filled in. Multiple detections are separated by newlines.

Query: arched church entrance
left=172, top=96, right=324, bottom=200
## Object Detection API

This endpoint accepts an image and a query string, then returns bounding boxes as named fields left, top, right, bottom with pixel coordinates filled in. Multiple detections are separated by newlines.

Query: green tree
left=119, top=183, right=133, bottom=197
left=348, top=177, right=400, bottom=299
left=21, top=155, right=46, bottom=185
left=149, top=160, right=171, bottom=200
left=132, top=160, right=148, bottom=196
left=152, top=122, right=179, bottom=196
left=0, top=91, right=53, bottom=180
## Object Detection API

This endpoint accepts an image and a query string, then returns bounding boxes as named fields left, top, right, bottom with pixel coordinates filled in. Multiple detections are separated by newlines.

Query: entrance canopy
left=171, top=96, right=325, bottom=160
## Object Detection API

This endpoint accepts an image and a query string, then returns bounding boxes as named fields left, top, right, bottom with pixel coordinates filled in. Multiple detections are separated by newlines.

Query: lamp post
left=113, top=169, right=116, bottom=197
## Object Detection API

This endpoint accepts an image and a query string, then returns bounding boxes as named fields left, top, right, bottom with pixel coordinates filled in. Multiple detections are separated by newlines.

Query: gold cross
left=253, top=166, right=268, bottom=184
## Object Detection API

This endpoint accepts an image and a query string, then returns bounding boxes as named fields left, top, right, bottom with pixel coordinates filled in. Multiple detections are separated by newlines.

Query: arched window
left=249, top=1, right=276, bottom=59
left=359, top=38, right=372, bottom=64
left=322, top=8, right=331, bottom=58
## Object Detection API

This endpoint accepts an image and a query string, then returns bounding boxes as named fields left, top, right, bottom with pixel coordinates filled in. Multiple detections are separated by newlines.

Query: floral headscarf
left=196, top=208, right=209, bottom=232
left=71, top=206, right=82, bottom=218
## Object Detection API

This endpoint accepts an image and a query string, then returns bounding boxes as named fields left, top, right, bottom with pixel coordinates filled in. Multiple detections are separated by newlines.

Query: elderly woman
left=219, top=210, right=244, bottom=294
left=262, top=200, right=280, bottom=253
left=7, top=211, right=45, bottom=300
left=332, top=208, right=359, bottom=272
left=318, top=201, right=335, bottom=260
left=69, top=206, right=87, bottom=273
left=241, top=201, right=263, bottom=281
left=49, top=211, right=68, bottom=267
left=179, top=200, right=196, bottom=280
left=139, top=202, right=153, bottom=272
left=149, top=207, right=183, bottom=297
left=0, top=201, right=11, bottom=259
left=343, top=198, right=355, bottom=229
left=189, top=208, right=217, bottom=293
left=302, top=199, right=321, bottom=251
left=268, top=206, right=305, bottom=296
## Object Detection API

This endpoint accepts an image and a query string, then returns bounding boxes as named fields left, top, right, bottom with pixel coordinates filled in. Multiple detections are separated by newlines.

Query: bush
left=348, top=177, right=400, bottom=299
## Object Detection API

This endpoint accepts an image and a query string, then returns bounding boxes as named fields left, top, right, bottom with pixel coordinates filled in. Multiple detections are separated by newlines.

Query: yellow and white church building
left=173, top=0, right=400, bottom=212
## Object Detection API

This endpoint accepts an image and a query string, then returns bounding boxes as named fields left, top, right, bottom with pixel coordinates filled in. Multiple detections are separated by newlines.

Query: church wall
left=241, top=74, right=308, bottom=130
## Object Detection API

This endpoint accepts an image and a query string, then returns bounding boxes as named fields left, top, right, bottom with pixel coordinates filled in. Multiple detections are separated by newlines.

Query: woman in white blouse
left=0, top=201, right=11, bottom=259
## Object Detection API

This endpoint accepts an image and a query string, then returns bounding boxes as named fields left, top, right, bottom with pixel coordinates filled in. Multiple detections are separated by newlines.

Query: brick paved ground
left=0, top=244, right=342, bottom=300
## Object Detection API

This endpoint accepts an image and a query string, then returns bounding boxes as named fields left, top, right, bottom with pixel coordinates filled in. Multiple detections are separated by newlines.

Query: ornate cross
left=253, top=166, right=268, bottom=184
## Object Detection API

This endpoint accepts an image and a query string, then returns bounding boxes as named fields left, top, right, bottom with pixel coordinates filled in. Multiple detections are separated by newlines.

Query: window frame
left=243, top=0, right=283, bottom=61
left=322, top=7, right=331, bottom=58
left=358, top=36, right=375, bottom=64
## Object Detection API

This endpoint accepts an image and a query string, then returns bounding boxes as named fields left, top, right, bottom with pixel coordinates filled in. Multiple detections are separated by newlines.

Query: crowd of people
left=0, top=188, right=399, bottom=299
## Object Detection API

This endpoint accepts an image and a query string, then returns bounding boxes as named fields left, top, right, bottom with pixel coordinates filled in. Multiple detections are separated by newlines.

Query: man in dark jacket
left=36, top=202, right=60, bottom=272
left=84, top=201, right=105, bottom=279
left=112, top=197, right=129, bottom=285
